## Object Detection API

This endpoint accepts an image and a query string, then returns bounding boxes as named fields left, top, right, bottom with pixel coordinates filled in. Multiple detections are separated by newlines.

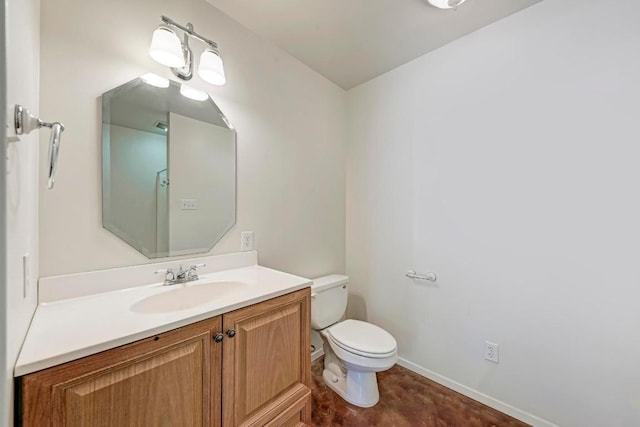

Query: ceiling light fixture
left=427, top=0, right=467, bottom=9
left=149, top=15, right=226, bottom=85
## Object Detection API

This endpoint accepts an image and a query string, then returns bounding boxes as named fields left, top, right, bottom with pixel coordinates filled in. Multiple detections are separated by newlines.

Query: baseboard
left=311, top=348, right=324, bottom=362
left=396, top=357, right=558, bottom=427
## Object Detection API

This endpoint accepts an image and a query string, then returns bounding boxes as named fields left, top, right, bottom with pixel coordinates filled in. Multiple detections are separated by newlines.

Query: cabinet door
left=22, top=317, right=222, bottom=427
left=263, top=392, right=310, bottom=427
left=222, top=288, right=311, bottom=427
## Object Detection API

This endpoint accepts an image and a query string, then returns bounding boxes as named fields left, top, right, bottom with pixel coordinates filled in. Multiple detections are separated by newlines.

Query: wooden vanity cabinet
left=20, top=288, right=311, bottom=427
left=222, top=288, right=311, bottom=427
left=21, top=317, right=221, bottom=427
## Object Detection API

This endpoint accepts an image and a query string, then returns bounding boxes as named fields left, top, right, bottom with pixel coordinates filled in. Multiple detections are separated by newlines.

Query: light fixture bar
left=161, top=15, right=218, bottom=50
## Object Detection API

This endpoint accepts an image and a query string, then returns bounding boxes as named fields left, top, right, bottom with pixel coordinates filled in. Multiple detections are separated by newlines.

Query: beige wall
left=39, top=0, right=346, bottom=278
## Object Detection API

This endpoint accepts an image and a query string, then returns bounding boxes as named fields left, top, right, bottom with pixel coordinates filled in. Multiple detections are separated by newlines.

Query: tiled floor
left=311, top=358, right=529, bottom=427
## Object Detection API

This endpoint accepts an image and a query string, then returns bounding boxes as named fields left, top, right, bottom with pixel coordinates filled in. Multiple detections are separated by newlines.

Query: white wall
left=1, top=0, right=40, bottom=425
left=0, top=2, right=6, bottom=423
left=168, top=113, right=235, bottom=255
left=39, top=0, right=346, bottom=279
left=346, top=0, right=640, bottom=426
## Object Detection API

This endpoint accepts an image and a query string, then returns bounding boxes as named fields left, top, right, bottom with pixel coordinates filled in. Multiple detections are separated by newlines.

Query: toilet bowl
left=311, top=275, right=398, bottom=407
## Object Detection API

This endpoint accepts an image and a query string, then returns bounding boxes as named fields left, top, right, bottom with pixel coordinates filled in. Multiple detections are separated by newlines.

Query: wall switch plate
left=484, top=341, right=499, bottom=363
left=23, top=254, right=29, bottom=298
left=180, top=199, right=197, bottom=210
left=241, top=231, right=254, bottom=251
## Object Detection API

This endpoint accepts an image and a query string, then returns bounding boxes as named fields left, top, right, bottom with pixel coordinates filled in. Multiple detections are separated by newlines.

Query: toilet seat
left=327, top=319, right=397, bottom=359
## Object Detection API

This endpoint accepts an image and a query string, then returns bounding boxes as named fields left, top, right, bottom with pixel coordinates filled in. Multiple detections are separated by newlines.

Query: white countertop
left=15, top=262, right=311, bottom=376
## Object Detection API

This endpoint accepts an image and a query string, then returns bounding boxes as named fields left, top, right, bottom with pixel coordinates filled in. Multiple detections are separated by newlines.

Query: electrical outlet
left=241, top=231, right=254, bottom=251
left=180, top=199, right=197, bottom=210
left=484, top=341, right=499, bottom=363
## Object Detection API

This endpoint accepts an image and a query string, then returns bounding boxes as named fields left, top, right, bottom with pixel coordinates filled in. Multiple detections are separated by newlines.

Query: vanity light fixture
left=199, top=49, right=226, bottom=85
left=427, top=0, right=467, bottom=9
left=149, top=26, right=185, bottom=68
left=180, top=84, right=208, bottom=101
left=149, top=15, right=226, bottom=85
left=141, top=73, right=170, bottom=88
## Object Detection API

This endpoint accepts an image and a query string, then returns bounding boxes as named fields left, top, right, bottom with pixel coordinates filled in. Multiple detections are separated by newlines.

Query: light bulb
left=198, top=49, right=226, bottom=85
left=180, top=84, right=208, bottom=101
left=149, top=26, right=185, bottom=68
left=141, top=73, right=170, bottom=88
left=427, top=0, right=466, bottom=9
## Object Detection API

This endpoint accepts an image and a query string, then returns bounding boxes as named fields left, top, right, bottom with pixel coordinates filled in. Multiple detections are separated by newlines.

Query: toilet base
left=322, top=361, right=380, bottom=408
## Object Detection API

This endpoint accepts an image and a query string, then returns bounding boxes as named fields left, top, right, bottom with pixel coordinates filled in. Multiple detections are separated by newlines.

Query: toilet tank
left=311, top=275, right=349, bottom=330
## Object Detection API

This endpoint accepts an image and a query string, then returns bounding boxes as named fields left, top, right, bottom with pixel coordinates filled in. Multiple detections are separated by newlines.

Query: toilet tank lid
left=312, top=274, right=349, bottom=292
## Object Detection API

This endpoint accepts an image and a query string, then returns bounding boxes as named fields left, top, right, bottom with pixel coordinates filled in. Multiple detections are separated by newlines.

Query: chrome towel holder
left=13, top=104, right=65, bottom=189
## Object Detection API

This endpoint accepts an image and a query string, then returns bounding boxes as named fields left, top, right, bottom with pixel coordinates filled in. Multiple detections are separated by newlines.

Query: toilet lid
left=327, top=319, right=397, bottom=356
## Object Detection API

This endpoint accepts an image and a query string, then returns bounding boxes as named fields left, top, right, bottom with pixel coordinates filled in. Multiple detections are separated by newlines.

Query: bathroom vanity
left=15, top=252, right=312, bottom=427
left=15, top=77, right=314, bottom=425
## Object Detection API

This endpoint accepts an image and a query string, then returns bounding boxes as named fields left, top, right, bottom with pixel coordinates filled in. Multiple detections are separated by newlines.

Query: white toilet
left=311, top=275, right=398, bottom=408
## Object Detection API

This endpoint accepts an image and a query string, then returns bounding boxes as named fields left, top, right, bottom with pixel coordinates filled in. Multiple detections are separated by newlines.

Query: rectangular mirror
left=102, top=76, right=236, bottom=258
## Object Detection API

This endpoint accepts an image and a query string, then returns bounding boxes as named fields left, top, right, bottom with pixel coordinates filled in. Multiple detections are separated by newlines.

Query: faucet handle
left=155, top=268, right=176, bottom=285
left=154, top=267, right=174, bottom=276
left=187, top=263, right=207, bottom=281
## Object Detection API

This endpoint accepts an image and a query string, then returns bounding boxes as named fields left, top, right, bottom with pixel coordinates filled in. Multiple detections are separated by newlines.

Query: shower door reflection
left=155, top=168, right=169, bottom=254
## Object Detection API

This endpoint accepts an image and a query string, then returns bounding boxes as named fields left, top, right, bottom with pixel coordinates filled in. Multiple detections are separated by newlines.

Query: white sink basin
left=131, top=281, right=249, bottom=314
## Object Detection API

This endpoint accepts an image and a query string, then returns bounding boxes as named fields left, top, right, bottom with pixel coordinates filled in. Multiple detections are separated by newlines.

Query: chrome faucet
left=155, top=264, right=206, bottom=286
left=175, top=265, right=189, bottom=283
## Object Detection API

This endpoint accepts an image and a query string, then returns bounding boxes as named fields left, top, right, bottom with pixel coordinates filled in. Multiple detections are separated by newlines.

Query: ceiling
left=206, top=0, right=541, bottom=90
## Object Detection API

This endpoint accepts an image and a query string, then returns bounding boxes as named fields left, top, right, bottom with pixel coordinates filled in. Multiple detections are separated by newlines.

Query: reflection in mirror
left=102, top=76, right=236, bottom=258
